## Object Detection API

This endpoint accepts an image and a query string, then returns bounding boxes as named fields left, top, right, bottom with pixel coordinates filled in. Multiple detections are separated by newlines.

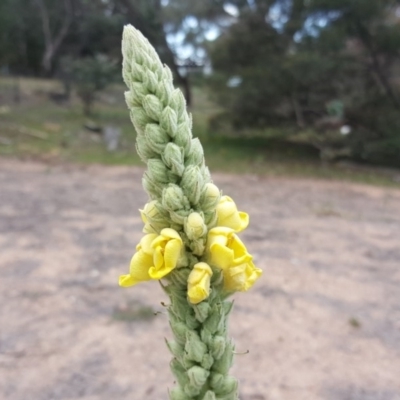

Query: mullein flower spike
left=119, top=24, right=262, bottom=399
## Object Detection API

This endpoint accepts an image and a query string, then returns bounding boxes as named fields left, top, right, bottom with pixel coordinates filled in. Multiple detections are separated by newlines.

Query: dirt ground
left=0, top=158, right=399, bottom=400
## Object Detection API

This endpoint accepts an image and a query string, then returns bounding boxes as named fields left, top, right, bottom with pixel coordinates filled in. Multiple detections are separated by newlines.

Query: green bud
left=156, top=80, right=173, bottom=104
left=131, top=62, right=145, bottom=82
left=181, top=165, right=204, bottom=205
left=185, top=212, right=207, bottom=240
left=142, top=94, right=163, bottom=121
left=143, top=69, right=159, bottom=93
left=169, top=387, right=191, bottom=400
left=204, top=210, right=218, bottom=228
left=184, top=383, right=201, bottom=398
left=192, top=301, right=211, bottom=323
left=130, top=107, right=150, bottom=135
left=169, top=319, right=191, bottom=345
left=200, top=327, right=213, bottom=346
left=213, top=376, right=238, bottom=397
left=175, top=122, right=192, bottom=153
left=142, top=173, right=163, bottom=198
left=169, top=88, right=186, bottom=118
left=187, top=366, right=209, bottom=388
left=162, top=65, right=174, bottom=82
left=201, top=353, right=214, bottom=370
left=144, top=123, right=170, bottom=153
left=185, top=331, right=207, bottom=363
left=165, top=339, right=184, bottom=361
left=147, top=158, right=169, bottom=183
left=185, top=312, right=200, bottom=330
left=162, top=184, right=187, bottom=211
left=169, top=209, right=190, bottom=225
left=160, top=106, right=178, bottom=137
left=210, top=336, right=226, bottom=360
left=204, top=304, right=224, bottom=334
left=200, top=183, right=221, bottom=212
left=185, top=138, right=204, bottom=167
left=201, top=390, right=217, bottom=400
left=170, top=358, right=189, bottom=388
left=162, top=142, right=185, bottom=176
left=211, top=341, right=234, bottom=375
left=136, top=135, right=158, bottom=162
left=201, top=165, right=212, bottom=183
left=190, top=238, right=206, bottom=256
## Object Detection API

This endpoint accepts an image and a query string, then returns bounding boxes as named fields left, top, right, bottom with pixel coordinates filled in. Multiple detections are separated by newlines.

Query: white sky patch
left=227, top=76, right=242, bottom=87
left=205, top=27, right=220, bottom=41
left=223, top=3, right=239, bottom=17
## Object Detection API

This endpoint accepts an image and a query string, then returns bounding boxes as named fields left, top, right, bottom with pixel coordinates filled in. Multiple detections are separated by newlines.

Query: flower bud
left=142, top=94, right=163, bottom=121
left=201, top=391, right=217, bottom=400
left=162, top=65, right=174, bottom=82
left=170, top=358, right=190, bottom=389
left=169, top=319, right=191, bottom=345
left=130, top=107, right=150, bottom=135
left=187, top=366, right=209, bottom=388
left=144, top=123, right=169, bottom=153
left=210, top=335, right=226, bottom=360
left=147, top=158, right=169, bottom=183
left=162, top=142, right=185, bottom=176
left=185, top=213, right=207, bottom=240
left=211, top=341, right=234, bottom=374
left=169, top=88, right=186, bottom=118
left=165, top=339, right=184, bottom=360
left=162, top=184, right=188, bottom=211
left=142, top=173, right=163, bottom=198
left=169, top=387, right=191, bottom=400
left=185, top=138, right=204, bottom=167
left=135, top=135, right=158, bottom=162
left=160, top=106, right=178, bottom=137
left=127, top=61, right=144, bottom=82
left=187, top=262, right=212, bottom=304
left=201, top=353, right=214, bottom=370
left=156, top=80, right=173, bottom=104
left=175, top=122, right=192, bottom=153
left=185, top=330, right=207, bottom=363
left=200, top=183, right=221, bottom=212
left=181, top=165, right=204, bottom=205
left=143, top=69, right=159, bottom=93
left=213, top=376, right=238, bottom=397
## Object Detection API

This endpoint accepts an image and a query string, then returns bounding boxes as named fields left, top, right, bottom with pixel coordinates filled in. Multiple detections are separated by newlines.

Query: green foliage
left=208, top=0, right=400, bottom=167
left=63, top=55, right=117, bottom=115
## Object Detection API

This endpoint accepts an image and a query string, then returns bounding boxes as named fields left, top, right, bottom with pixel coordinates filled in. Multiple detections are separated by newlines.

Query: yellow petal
left=209, top=242, right=234, bottom=270
left=230, top=235, right=253, bottom=265
left=187, top=262, right=212, bottom=304
left=163, top=239, right=182, bottom=272
left=216, top=196, right=249, bottom=232
left=139, top=233, right=158, bottom=254
left=244, top=262, right=262, bottom=291
left=223, top=264, right=247, bottom=292
left=129, top=250, right=153, bottom=281
left=119, top=274, right=137, bottom=287
left=160, top=228, right=182, bottom=241
left=153, top=246, right=164, bottom=270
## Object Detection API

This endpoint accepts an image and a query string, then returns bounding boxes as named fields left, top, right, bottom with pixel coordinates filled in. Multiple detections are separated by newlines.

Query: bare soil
left=1, top=159, right=400, bottom=400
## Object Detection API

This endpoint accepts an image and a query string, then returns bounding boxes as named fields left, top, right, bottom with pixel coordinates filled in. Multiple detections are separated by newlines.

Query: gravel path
left=1, top=159, right=399, bottom=400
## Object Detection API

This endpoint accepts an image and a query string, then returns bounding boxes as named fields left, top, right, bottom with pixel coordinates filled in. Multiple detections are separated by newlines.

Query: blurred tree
left=63, top=55, right=117, bottom=115
left=208, top=0, right=400, bottom=166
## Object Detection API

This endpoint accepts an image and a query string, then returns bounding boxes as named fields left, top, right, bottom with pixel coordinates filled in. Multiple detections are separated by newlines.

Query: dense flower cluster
left=119, top=195, right=262, bottom=304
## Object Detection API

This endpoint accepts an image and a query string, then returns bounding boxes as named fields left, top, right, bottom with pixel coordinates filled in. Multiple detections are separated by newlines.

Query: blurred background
left=0, top=0, right=400, bottom=179
left=1, top=1, right=400, bottom=400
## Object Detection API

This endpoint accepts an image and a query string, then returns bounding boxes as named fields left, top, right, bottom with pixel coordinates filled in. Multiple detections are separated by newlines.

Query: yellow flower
left=216, top=196, right=249, bottom=233
left=187, top=262, right=213, bottom=304
left=119, top=233, right=157, bottom=287
left=149, top=228, right=183, bottom=279
left=206, top=227, right=262, bottom=292
left=223, top=260, right=262, bottom=292
left=206, top=227, right=252, bottom=270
